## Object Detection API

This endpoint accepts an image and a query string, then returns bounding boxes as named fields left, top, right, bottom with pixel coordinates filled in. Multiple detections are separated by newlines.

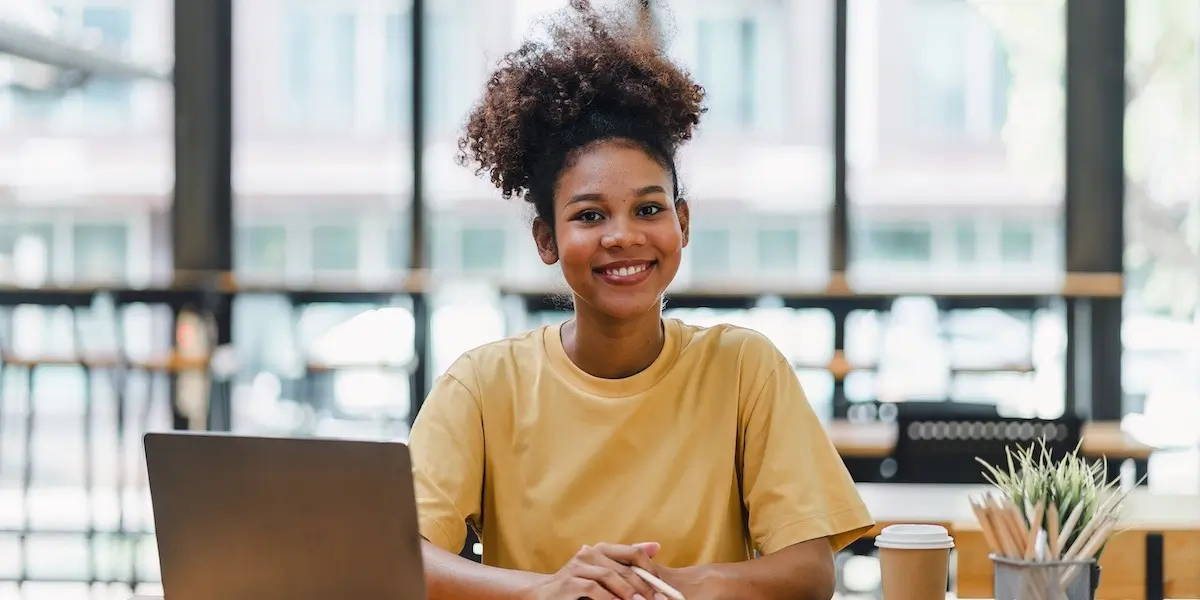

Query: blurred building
left=0, top=0, right=1061, bottom=291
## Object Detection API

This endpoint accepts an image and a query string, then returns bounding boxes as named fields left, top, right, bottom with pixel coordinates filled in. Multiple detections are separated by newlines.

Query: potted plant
left=971, top=440, right=1136, bottom=600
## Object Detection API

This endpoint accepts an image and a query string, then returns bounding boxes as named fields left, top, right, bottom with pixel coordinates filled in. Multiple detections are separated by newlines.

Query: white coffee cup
left=875, top=524, right=955, bottom=600
left=874, top=524, right=955, bottom=550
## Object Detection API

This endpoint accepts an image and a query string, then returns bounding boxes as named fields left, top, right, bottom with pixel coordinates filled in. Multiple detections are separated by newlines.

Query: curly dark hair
left=456, top=0, right=706, bottom=230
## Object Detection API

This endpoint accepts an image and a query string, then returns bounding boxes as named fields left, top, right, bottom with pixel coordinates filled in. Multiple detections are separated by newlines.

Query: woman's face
left=534, top=140, right=689, bottom=322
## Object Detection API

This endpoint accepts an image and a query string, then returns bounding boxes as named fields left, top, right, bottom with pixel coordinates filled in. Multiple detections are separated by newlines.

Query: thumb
left=633, top=541, right=661, bottom=557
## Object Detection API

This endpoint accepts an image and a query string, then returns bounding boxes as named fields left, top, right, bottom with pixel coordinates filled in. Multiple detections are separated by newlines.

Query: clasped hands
left=527, top=541, right=719, bottom=600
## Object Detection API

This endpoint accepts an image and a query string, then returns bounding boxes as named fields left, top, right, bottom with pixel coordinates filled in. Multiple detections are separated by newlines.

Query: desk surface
left=827, top=420, right=1154, bottom=460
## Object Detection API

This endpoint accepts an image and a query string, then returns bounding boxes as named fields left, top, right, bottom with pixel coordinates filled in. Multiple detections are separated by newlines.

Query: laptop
left=144, top=432, right=427, bottom=600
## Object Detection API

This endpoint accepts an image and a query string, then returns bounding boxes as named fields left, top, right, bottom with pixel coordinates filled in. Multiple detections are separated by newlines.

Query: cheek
left=651, top=224, right=685, bottom=255
left=554, top=229, right=598, bottom=271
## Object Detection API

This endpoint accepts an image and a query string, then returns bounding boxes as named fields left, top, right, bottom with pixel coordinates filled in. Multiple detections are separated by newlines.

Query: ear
left=532, top=218, right=559, bottom=265
left=676, top=198, right=690, bottom=248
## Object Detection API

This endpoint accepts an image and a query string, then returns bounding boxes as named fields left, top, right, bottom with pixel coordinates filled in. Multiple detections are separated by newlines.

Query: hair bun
left=456, top=0, right=706, bottom=210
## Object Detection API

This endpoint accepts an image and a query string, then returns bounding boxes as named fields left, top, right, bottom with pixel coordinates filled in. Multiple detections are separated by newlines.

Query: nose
left=600, top=215, right=647, bottom=249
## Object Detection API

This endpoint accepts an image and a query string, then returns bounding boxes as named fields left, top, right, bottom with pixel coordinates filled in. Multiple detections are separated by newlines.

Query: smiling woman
left=409, top=2, right=874, bottom=599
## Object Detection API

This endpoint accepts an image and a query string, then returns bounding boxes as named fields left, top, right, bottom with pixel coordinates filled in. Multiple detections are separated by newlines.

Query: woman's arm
left=662, top=539, right=835, bottom=600
left=423, top=541, right=544, bottom=600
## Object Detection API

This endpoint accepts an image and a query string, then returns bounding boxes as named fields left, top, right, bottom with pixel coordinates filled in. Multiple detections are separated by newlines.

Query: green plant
left=976, top=439, right=1133, bottom=557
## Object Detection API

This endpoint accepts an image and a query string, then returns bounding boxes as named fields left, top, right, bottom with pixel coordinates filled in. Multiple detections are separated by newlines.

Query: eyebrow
left=566, top=185, right=669, bottom=206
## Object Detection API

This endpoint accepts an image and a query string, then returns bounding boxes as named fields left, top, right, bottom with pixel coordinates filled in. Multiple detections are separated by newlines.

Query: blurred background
left=0, top=0, right=1196, bottom=598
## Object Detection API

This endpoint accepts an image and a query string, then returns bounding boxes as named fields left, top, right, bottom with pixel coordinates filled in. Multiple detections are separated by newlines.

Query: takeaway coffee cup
left=875, top=524, right=954, bottom=600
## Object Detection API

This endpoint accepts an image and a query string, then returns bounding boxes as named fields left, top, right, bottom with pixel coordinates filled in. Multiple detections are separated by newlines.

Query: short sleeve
left=739, top=353, right=874, bottom=555
left=408, top=361, right=485, bottom=554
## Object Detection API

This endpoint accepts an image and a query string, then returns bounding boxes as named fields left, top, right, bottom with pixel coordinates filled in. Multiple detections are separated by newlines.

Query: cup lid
left=874, top=524, right=955, bottom=550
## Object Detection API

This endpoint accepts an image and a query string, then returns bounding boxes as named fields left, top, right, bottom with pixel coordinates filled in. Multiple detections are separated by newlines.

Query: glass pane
left=236, top=0, right=412, bottom=282
left=857, top=222, right=933, bottom=263
left=696, top=18, right=757, bottom=130
left=81, top=6, right=135, bottom=120
left=954, top=220, right=977, bottom=262
left=73, top=222, right=129, bottom=282
left=847, top=0, right=1065, bottom=287
left=461, top=226, right=506, bottom=272
left=689, top=228, right=732, bottom=277
left=757, top=228, right=800, bottom=271
left=312, top=224, right=359, bottom=272
left=10, top=4, right=144, bottom=134
left=384, top=11, right=413, bottom=131
left=284, top=6, right=357, bottom=130
left=1, top=5, right=171, bottom=284
left=1123, top=0, right=1200, bottom=456
left=237, top=225, right=288, bottom=275
left=999, top=220, right=1034, bottom=263
left=426, top=0, right=835, bottom=293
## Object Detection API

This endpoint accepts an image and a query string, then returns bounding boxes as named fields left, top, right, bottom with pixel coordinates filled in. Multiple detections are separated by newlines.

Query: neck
left=561, top=299, right=665, bottom=380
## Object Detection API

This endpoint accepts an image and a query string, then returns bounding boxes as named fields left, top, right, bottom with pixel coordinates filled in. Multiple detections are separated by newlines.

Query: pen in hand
left=630, top=565, right=685, bottom=600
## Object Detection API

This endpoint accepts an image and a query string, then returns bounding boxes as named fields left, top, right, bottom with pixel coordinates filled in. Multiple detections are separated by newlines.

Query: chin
left=588, top=293, right=664, bottom=321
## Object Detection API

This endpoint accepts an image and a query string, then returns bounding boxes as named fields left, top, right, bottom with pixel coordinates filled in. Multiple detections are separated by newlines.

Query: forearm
left=422, top=540, right=546, bottom=600
left=668, top=540, right=835, bottom=600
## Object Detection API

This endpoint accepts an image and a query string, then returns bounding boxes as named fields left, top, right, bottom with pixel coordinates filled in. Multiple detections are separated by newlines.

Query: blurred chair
left=888, top=415, right=1083, bottom=484
left=885, top=400, right=1000, bottom=421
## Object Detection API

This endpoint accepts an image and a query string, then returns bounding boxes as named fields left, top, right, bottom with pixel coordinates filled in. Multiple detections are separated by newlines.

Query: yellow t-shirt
left=408, top=317, right=874, bottom=573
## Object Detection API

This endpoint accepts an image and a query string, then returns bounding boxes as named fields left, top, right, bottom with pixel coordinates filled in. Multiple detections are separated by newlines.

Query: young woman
left=408, top=2, right=874, bottom=599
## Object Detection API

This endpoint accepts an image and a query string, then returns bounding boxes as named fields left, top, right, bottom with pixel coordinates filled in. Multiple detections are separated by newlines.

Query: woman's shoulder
left=441, top=325, right=550, bottom=385
left=674, top=319, right=787, bottom=367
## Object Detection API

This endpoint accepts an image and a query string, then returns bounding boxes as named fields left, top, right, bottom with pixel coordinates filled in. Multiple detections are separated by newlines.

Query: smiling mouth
left=593, top=261, right=657, bottom=284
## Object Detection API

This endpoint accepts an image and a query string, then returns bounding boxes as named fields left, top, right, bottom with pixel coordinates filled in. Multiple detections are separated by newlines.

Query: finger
left=588, top=551, right=657, bottom=599
left=594, top=542, right=660, bottom=576
left=632, top=541, right=661, bottom=558
left=573, top=564, right=638, bottom=600
left=573, top=577, right=616, bottom=600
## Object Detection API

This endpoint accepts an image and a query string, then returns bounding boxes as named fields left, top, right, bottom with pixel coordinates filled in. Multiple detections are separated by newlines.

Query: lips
left=593, top=260, right=656, bottom=285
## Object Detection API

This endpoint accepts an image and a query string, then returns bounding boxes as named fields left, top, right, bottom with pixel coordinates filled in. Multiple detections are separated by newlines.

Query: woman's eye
left=577, top=210, right=603, bottom=222
left=638, top=204, right=663, bottom=216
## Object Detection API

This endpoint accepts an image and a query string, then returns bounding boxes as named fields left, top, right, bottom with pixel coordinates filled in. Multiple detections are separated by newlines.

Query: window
left=695, top=18, right=757, bottom=129
left=690, top=228, right=732, bottom=276
left=312, top=224, right=358, bottom=272
left=424, top=12, right=471, bottom=134
left=284, top=5, right=357, bottom=130
left=11, top=3, right=136, bottom=130
left=756, top=228, right=800, bottom=271
left=908, top=1, right=1012, bottom=139
left=79, top=6, right=135, bottom=120
left=387, top=10, right=471, bottom=134
left=73, top=222, right=128, bottom=282
left=955, top=220, right=978, bottom=262
left=387, top=225, right=411, bottom=271
left=848, top=0, right=1064, bottom=282
left=911, top=1, right=968, bottom=135
left=859, top=223, right=934, bottom=263
left=384, top=11, right=413, bottom=131
left=999, top=221, right=1034, bottom=263
left=461, top=227, right=506, bottom=272
left=237, top=225, right=288, bottom=275
left=991, top=38, right=1012, bottom=133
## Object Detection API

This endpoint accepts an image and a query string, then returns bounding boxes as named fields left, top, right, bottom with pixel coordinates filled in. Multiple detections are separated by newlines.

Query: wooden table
left=857, top=483, right=1200, bottom=599
left=827, top=419, right=1154, bottom=460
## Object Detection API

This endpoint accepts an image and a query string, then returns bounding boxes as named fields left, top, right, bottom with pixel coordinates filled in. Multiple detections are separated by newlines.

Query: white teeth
left=605, top=264, right=648, bottom=277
